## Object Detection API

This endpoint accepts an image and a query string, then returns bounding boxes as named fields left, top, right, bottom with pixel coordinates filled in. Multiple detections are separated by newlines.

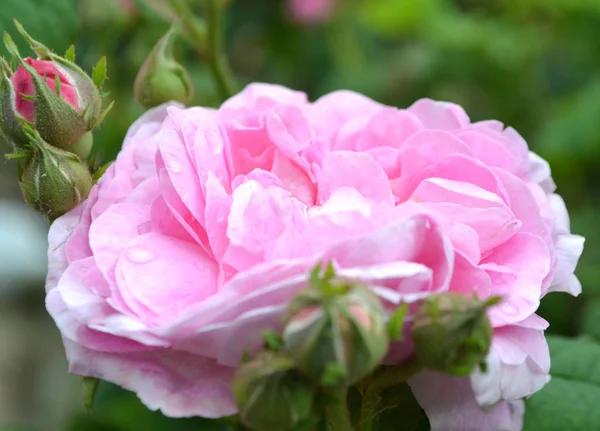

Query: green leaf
left=524, top=336, right=600, bottom=430
left=92, top=56, right=108, bottom=88
left=581, top=299, right=600, bottom=341
left=372, top=383, right=430, bottom=431
left=0, top=0, right=77, bottom=58
left=65, top=44, right=76, bottom=62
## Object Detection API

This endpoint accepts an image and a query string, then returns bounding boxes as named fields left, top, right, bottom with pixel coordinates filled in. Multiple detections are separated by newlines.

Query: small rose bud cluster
left=232, top=263, right=499, bottom=430
left=0, top=21, right=112, bottom=221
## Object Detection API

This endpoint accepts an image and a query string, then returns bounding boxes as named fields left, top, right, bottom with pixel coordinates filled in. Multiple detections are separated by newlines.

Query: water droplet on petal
left=216, top=205, right=227, bottom=223
left=126, top=246, right=155, bottom=263
left=206, top=131, right=223, bottom=154
left=163, top=153, right=182, bottom=173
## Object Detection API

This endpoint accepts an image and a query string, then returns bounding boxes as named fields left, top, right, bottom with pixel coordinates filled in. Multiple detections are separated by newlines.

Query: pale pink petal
left=123, top=102, right=182, bottom=146
left=528, top=152, right=556, bottom=193
left=309, top=90, right=383, bottom=140
left=64, top=338, right=236, bottom=418
left=204, top=172, right=233, bottom=262
left=88, top=203, right=150, bottom=286
left=408, top=98, right=470, bottom=130
left=335, top=107, right=423, bottom=152
left=220, top=82, right=308, bottom=112
left=454, top=130, right=522, bottom=175
left=323, top=215, right=454, bottom=296
left=472, top=318, right=550, bottom=407
left=483, top=233, right=550, bottom=326
left=116, top=233, right=219, bottom=323
left=408, top=372, right=524, bottom=431
left=421, top=201, right=521, bottom=254
left=317, top=151, right=394, bottom=205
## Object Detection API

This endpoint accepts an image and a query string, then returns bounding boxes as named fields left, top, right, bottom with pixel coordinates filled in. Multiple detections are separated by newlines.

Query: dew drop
left=216, top=206, right=227, bottom=223
left=126, top=246, right=155, bottom=263
left=206, top=131, right=223, bottom=154
left=163, top=153, right=182, bottom=173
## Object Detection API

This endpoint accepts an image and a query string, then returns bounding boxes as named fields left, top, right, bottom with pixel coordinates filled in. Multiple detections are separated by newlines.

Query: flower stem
left=170, top=0, right=236, bottom=101
left=204, top=0, right=236, bottom=100
left=358, top=357, right=423, bottom=431
left=325, top=388, right=354, bottom=431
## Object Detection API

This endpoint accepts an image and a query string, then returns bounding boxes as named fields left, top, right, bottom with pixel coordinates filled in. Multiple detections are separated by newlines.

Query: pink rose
left=10, top=58, right=79, bottom=122
left=287, top=0, right=336, bottom=24
left=46, top=84, right=583, bottom=428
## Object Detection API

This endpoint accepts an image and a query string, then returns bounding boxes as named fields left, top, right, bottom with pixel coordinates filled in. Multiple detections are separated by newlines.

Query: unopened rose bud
left=411, top=293, right=499, bottom=377
left=18, top=130, right=92, bottom=220
left=0, top=21, right=112, bottom=158
left=134, top=27, right=193, bottom=109
left=233, top=352, right=314, bottom=431
left=282, top=264, right=389, bottom=388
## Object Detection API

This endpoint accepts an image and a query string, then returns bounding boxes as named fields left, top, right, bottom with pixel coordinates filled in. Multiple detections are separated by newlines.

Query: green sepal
left=82, top=377, right=101, bottom=413
left=12, top=19, right=52, bottom=59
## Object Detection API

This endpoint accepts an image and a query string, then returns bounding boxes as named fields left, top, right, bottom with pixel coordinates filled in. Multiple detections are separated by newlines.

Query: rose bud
left=134, top=27, right=193, bottom=109
left=18, top=129, right=92, bottom=220
left=233, top=351, right=314, bottom=431
left=411, top=292, right=500, bottom=377
left=1, top=21, right=112, bottom=159
left=282, top=264, right=389, bottom=388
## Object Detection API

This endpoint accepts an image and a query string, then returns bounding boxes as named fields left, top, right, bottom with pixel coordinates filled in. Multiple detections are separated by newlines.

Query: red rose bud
left=233, top=352, right=314, bottom=431
left=134, top=27, right=193, bottom=109
left=1, top=21, right=112, bottom=159
left=411, top=293, right=499, bottom=377
left=11, top=58, right=79, bottom=122
left=282, top=264, right=389, bottom=388
left=18, top=129, right=92, bottom=220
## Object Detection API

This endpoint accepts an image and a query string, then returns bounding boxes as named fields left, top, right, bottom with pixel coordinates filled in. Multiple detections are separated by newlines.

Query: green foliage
left=524, top=336, right=600, bottom=430
left=0, top=0, right=77, bottom=58
left=373, top=383, right=430, bottom=431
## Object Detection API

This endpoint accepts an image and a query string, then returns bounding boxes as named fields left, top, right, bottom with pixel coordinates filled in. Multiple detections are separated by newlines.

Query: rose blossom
left=46, top=83, right=583, bottom=428
left=10, top=58, right=79, bottom=122
left=287, top=0, right=336, bottom=24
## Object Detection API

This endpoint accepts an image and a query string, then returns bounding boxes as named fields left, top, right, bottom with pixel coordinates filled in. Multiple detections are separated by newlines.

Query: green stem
left=205, top=0, right=236, bottom=100
left=358, top=358, right=422, bottom=431
left=325, top=389, right=354, bottom=431
left=171, top=0, right=236, bottom=101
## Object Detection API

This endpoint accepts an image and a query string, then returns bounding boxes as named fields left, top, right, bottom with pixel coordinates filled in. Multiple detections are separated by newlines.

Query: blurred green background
left=0, top=0, right=599, bottom=430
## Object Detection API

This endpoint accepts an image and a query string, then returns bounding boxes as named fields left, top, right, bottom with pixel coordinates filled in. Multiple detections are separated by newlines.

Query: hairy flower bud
left=134, top=27, right=193, bottom=109
left=18, top=130, right=92, bottom=220
left=233, top=352, right=314, bottom=431
left=411, top=293, right=499, bottom=377
left=282, top=264, right=389, bottom=388
left=1, top=21, right=112, bottom=158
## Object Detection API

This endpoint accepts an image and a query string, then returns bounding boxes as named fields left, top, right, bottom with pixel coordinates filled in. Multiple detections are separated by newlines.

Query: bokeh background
left=1, top=0, right=599, bottom=430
